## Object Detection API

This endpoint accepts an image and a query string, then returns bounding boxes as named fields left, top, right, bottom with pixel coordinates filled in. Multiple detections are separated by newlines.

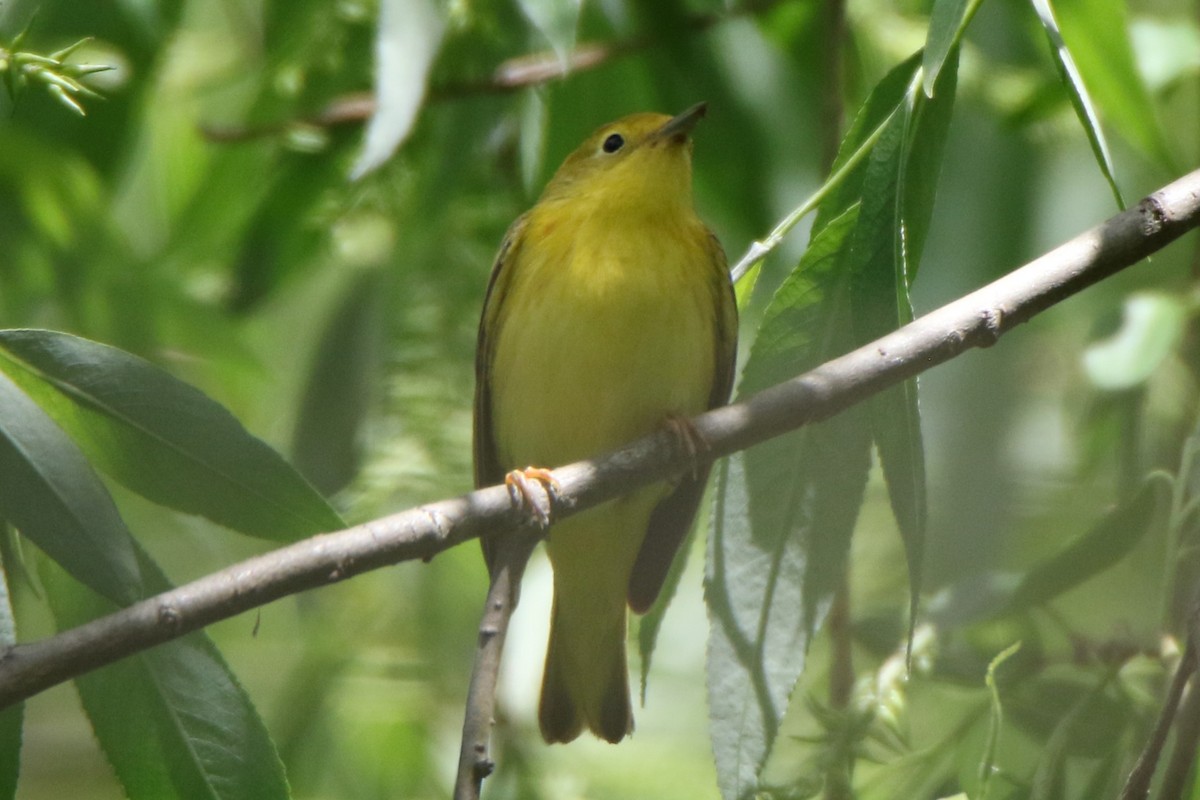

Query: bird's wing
left=474, top=214, right=530, bottom=577
left=627, top=230, right=738, bottom=613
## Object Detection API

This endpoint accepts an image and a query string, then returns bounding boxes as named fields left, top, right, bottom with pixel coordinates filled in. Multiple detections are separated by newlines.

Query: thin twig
left=454, top=531, right=538, bottom=800
left=825, top=584, right=854, bottom=800
left=1152, top=601, right=1200, bottom=799
left=1120, top=604, right=1200, bottom=799
left=819, top=2, right=854, bottom=797
left=1159, top=671, right=1200, bottom=799
left=0, top=168, right=1197, bottom=711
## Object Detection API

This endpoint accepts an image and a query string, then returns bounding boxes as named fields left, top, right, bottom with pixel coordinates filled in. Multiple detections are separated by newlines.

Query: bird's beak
left=654, top=102, right=708, bottom=143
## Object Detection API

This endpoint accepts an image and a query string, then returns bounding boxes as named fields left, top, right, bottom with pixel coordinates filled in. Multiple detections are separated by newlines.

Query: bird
left=473, top=102, right=737, bottom=744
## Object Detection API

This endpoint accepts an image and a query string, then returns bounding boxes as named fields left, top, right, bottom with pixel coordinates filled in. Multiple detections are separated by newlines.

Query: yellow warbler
left=473, top=103, right=737, bottom=743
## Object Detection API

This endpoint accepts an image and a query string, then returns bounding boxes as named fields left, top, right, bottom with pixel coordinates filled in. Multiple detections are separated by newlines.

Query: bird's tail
left=538, top=595, right=633, bottom=744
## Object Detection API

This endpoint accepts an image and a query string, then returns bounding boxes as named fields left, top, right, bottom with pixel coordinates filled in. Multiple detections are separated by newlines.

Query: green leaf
left=1029, top=0, right=1125, bottom=208
left=707, top=208, right=872, bottom=800
left=1028, top=677, right=1114, bottom=800
left=0, top=372, right=142, bottom=606
left=0, top=558, right=21, bottom=800
left=900, top=48, right=960, bottom=283
left=846, top=49, right=957, bottom=650
left=1010, top=479, right=1160, bottom=612
left=923, top=0, right=983, bottom=96
left=811, top=53, right=921, bottom=240
left=1054, top=0, right=1175, bottom=169
left=1009, top=674, right=1130, bottom=758
left=0, top=329, right=344, bottom=541
left=43, top=546, right=289, bottom=800
left=1083, top=292, right=1186, bottom=390
left=708, top=455, right=809, bottom=800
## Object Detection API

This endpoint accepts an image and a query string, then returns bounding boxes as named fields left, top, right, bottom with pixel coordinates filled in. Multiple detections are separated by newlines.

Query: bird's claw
left=504, top=467, right=561, bottom=528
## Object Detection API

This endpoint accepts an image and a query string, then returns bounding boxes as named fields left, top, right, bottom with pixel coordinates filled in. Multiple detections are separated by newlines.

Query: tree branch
left=0, top=168, right=1197, bottom=713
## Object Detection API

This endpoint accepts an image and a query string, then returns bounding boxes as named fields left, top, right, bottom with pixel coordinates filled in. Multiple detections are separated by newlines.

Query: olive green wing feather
left=474, top=214, right=529, bottom=576
left=627, top=230, right=738, bottom=614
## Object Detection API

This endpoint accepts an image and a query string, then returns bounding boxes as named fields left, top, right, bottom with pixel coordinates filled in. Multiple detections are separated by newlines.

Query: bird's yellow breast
left=489, top=201, right=718, bottom=472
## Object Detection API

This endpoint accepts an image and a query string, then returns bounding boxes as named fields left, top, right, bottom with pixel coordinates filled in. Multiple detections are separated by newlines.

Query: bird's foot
left=504, top=467, right=561, bottom=528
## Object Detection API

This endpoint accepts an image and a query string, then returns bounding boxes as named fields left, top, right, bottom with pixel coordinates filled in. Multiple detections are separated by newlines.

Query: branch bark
left=0, top=168, right=1198, bottom=714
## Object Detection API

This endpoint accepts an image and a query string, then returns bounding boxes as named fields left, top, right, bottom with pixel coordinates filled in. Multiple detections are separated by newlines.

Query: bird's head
left=540, top=103, right=708, bottom=215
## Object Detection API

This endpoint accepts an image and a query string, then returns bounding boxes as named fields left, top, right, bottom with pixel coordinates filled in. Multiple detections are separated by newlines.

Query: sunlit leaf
left=1083, top=292, right=1185, bottom=390
left=1130, top=17, right=1200, bottom=91
left=349, top=0, right=446, bottom=180
left=0, top=329, right=344, bottom=541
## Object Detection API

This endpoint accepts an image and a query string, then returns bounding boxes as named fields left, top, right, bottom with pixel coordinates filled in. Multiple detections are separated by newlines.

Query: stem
left=1119, top=621, right=1199, bottom=798
left=817, top=3, right=854, bottom=797
left=1161, top=427, right=1200, bottom=631
left=453, top=532, right=538, bottom=800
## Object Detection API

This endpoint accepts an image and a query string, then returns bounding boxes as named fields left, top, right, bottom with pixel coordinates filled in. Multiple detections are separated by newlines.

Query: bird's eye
left=601, top=133, right=625, bottom=154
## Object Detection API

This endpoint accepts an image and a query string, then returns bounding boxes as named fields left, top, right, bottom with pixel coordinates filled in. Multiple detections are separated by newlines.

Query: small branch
left=825, top=583, right=854, bottom=800
left=453, top=532, right=538, bottom=800
left=1119, top=640, right=1195, bottom=800
left=1120, top=598, right=1200, bottom=800
left=1138, top=598, right=1200, bottom=800
left=0, top=169, right=1198, bottom=711
left=201, top=0, right=786, bottom=143
left=818, top=4, right=854, bottom=798
left=1159, top=671, right=1200, bottom=799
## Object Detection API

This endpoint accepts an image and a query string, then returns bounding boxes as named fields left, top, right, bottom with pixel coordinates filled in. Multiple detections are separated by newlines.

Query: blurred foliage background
left=1, top=0, right=1199, bottom=798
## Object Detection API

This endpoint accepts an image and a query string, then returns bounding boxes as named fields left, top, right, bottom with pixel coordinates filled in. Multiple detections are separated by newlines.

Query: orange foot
left=663, top=414, right=710, bottom=480
left=504, top=467, right=561, bottom=528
